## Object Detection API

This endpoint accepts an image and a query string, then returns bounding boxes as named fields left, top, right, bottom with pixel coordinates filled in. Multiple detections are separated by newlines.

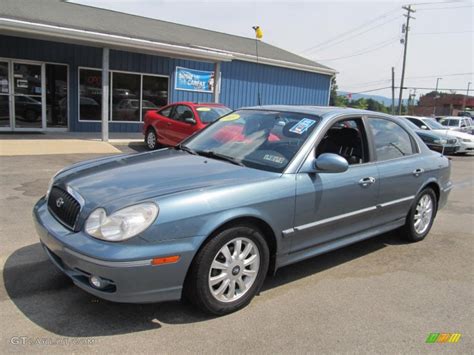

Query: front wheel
left=184, top=225, right=269, bottom=315
left=400, top=188, right=437, bottom=242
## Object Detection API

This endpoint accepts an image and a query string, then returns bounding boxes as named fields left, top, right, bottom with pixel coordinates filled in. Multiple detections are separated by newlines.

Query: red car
left=143, top=102, right=232, bottom=149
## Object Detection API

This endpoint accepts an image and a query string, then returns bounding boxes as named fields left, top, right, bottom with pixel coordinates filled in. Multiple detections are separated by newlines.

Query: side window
left=368, top=118, right=415, bottom=161
left=407, top=118, right=423, bottom=128
left=173, top=105, right=194, bottom=122
left=159, top=106, right=173, bottom=118
left=316, top=118, right=369, bottom=165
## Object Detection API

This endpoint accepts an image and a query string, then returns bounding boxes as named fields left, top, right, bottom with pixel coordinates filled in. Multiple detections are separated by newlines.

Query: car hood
left=54, top=149, right=275, bottom=208
left=433, top=129, right=473, bottom=140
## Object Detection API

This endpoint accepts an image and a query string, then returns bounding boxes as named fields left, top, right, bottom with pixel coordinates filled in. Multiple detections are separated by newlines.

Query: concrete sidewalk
left=0, top=132, right=143, bottom=156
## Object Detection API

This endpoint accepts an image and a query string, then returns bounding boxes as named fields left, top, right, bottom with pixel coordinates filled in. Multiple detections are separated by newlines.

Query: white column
left=213, top=62, right=221, bottom=103
left=101, top=47, right=109, bottom=142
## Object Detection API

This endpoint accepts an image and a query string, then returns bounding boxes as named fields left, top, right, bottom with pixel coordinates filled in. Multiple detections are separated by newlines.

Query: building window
left=142, top=75, right=168, bottom=119
left=79, top=68, right=168, bottom=122
left=79, top=68, right=102, bottom=121
left=46, top=64, right=68, bottom=128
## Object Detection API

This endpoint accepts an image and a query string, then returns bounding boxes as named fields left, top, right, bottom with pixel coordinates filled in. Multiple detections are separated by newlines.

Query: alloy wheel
left=414, top=194, right=434, bottom=234
left=208, top=237, right=260, bottom=303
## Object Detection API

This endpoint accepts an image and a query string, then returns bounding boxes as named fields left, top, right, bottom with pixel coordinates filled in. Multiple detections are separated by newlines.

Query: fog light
left=90, top=275, right=105, bottom=289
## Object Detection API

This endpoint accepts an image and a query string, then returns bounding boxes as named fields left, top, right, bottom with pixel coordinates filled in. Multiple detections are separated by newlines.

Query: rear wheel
left=145, top=128, right=158, bottom=150
left=184, top=225, right=269, bottom=315
left=401, top=188, right=437, bottom=242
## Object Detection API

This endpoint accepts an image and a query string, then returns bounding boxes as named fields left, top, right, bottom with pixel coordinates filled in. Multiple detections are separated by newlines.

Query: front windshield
left=424, top=118, right=445, bottom=129
left=184, top=110, right=320, bottom=172
left=196, top=106, right=233, bottom=123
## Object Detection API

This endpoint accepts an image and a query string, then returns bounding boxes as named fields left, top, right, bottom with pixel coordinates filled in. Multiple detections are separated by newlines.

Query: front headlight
left=434, top=139, right=448, bottom=145
left=85, top=202, right=159, bottom=242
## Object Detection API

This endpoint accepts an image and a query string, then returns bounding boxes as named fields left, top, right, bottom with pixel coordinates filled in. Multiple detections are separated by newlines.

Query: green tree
left=329, top=76, right=338, bottom=106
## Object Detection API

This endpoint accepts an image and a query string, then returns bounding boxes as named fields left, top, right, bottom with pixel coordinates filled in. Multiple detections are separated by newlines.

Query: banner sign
left=175, top=67, right=215, bottom=93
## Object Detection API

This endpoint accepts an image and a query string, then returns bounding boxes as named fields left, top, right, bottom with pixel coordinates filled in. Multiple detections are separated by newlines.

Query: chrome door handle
left=358, top=177, right=376, bottom=187
left=413, top=168, right=424, bottom=177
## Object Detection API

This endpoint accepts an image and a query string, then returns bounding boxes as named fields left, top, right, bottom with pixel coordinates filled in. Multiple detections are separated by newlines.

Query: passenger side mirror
left=313, top=153, right=349, bottom=173
left=421, top=125, right=428, bottom=130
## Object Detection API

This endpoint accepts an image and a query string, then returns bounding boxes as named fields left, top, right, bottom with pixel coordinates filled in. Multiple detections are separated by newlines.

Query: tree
left=329, top=76, right=338, bottom=106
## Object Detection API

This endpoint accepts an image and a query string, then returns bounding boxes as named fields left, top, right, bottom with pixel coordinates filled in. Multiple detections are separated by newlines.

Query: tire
left=145, top=128, right=158, bottom=150
left=184, top=225, right=270, bottom=315
left=400, top=188, right=438, bottom=242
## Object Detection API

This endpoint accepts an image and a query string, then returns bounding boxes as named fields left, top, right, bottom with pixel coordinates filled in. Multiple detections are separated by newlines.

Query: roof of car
left=0, top=0, right=334, bottom=74
left=242, top=105, right=392, bottom=119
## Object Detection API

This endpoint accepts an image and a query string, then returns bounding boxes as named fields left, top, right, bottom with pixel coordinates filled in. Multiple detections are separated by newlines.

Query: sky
left=75, top=0, right=474, bottom=102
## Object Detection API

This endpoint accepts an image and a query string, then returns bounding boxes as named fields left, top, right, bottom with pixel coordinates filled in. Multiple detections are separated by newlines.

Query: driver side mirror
left=184, top=117, right=196, bottom=125
left=421, top=125, right=428, bottom=130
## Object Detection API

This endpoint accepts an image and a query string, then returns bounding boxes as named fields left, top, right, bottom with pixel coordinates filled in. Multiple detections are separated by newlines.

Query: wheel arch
left=187, top=215, right=279, bottom=280
left=419, top=180, right=441, bottom=202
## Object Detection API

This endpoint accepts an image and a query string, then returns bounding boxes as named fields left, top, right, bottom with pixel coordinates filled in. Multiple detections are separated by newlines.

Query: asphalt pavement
left=0, top=145, right=472, bottom=354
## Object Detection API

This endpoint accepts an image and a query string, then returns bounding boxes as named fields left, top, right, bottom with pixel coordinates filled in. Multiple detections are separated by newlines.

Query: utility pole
left=432, top=77, right=442, bottom=116
left=398, top=5, right=416, bottom=115
left=391, top=67, right=395, bottom=114
left=461, top=81, right=472, bottom=111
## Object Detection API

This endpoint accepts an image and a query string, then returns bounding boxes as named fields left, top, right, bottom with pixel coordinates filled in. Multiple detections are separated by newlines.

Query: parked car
left=439, top=116, right=473, bottom=134
left=402, top=115, right=474, bottom=154
left=113, top=99, right=158, bottom=121
left=34, top=107, right=452, bottom=315
left=143, top=102, right=232, bottom=149
left=402, top=118, right=460, bottom=154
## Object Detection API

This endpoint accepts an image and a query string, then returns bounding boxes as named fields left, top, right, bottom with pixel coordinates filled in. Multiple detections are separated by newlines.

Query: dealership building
left=0, top=0, right=335, bottom=138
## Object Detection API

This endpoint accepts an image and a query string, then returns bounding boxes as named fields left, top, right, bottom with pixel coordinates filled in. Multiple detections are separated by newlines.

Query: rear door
left=367, top=117, right=426, bottom=226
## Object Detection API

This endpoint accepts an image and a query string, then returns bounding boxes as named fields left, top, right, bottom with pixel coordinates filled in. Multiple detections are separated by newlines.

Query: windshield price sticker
left=196, top=107, right=211, bottom=111
left=221, top=113, right=240, bottom=122
left=289, top=118, right=316, bottom=134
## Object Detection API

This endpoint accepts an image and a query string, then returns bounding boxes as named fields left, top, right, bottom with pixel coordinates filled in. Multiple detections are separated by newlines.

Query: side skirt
left=275, top=218, right=405, bottom=270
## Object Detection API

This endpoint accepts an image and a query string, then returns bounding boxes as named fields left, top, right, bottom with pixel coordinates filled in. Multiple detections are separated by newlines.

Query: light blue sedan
left=34, top=106, right=452, bottom=315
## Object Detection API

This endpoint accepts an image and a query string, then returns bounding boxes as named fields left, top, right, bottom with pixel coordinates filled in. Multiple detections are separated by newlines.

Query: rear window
left=196, top=106, right=232, bottom=123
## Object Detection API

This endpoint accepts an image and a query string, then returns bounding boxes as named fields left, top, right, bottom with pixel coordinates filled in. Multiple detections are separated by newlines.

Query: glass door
left=13, top=62, right=44, bottom=129
left=0, top=61, right=11, bottom=128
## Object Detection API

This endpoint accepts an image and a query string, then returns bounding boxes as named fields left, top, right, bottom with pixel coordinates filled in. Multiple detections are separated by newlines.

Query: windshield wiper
left=175, top=144, right=197, bottom=155
left=196, top=150, right=245, bottom=167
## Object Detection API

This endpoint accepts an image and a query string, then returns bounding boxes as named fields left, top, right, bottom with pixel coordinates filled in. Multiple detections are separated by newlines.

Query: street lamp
left=432, top=77, right=442, bottom=116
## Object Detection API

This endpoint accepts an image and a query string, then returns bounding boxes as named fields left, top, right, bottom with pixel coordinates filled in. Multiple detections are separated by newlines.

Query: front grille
left=48, top=187, right=81, bottom=229
left=447, top=139, right=457, bottom=144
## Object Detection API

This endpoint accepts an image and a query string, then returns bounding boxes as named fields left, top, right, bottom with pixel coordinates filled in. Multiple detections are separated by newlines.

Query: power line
left=406, top=1, right=468, bottom=6
left=301, top=7, right=400, bottom=54
left=412, top=30, right=474, bottom=35
left=416, top=4, right=474, bottom=10
left=317, top=37, right=398, bottom=62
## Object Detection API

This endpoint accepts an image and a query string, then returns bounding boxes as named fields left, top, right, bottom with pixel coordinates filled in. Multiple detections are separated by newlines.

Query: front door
left=0, top=60, right=45, bottom=131
left=290, top=117, right=379, bottom=253
left=13, top=62, right=44, bottom=130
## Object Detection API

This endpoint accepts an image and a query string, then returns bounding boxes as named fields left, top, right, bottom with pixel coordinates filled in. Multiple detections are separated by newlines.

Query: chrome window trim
left=282, top=195, right=415, bottom=235
left=64, top=248, right=152, bottom=267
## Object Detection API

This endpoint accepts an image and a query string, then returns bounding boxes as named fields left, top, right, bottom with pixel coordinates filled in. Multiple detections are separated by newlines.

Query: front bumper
left=457, top=141, right=474, bottom=153
left=33, top=198, right=205, bottom=303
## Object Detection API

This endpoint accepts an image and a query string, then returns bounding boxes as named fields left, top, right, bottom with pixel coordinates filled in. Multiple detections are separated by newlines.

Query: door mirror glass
left=314, top=153, right=349, bottom=173
left=421, top=125, right=428, bottom=130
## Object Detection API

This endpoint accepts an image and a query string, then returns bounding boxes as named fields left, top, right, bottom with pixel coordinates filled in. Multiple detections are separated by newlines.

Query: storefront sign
left=175, top=67, right=215, bottom=93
